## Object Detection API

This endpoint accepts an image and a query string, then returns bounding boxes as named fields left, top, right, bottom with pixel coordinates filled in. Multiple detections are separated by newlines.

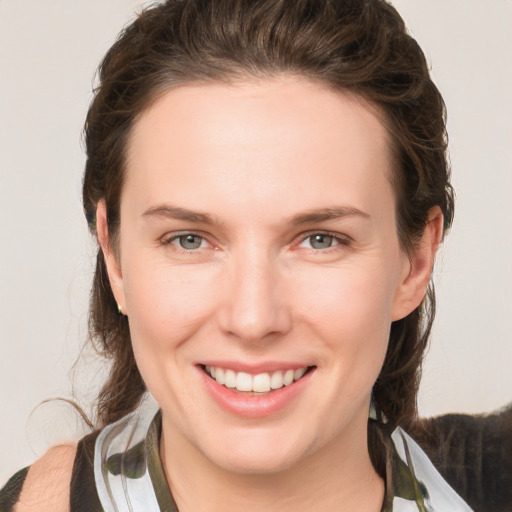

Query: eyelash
left=298, top=231, right=352, bottom=252
left=160, top=231, right=352, bottom=253
left=160, top=231, right=210, bottom=252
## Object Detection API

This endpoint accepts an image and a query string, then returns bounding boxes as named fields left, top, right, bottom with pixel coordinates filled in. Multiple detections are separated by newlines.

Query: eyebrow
left=290, top=206, right=370, bottom=225
left=142, top=204, right=370, bottom=225
left=143, top=205, right=216, bottom=224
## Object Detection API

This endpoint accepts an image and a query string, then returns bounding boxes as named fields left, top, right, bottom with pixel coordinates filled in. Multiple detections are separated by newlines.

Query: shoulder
left=14, top=443, right=77, bottom=512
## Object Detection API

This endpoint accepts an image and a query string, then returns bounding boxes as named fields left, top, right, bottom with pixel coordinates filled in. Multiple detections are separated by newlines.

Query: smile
left=203, top=365, right=311, bottom=394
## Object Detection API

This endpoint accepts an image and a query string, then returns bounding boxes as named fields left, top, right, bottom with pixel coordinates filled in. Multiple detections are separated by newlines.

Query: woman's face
left=103, top=77, right=424, bottom=474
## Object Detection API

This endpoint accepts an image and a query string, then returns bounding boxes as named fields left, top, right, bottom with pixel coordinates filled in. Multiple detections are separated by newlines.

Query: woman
left=0, top=0, right=474, bottom=510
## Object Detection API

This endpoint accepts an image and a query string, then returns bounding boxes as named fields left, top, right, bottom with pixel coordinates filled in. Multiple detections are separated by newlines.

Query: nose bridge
left=219, top=242, right=291, bottom=342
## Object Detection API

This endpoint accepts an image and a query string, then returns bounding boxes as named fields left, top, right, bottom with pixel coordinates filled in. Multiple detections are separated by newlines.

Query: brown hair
left=82, top=0, right=453, bottom=472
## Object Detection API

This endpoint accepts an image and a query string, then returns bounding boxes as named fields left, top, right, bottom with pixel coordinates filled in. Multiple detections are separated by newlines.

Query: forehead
left=124, top=77, right=396, bottom=221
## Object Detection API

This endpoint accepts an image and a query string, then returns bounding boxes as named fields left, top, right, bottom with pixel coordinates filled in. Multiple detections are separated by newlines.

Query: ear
left=391, top=206, right=444, bottom=321
left=96, top=200, right=126, bottom=314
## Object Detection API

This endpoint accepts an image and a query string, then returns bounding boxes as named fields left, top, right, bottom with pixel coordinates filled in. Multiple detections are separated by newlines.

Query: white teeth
left=294, top=367, right=307, bottom=380
left=253, top=373, right=271, bottom=393
left=283, top=369, right=294, bottom=386
left=224, top=369, right=236, bottom=388
left=205, top=365, right=309, bottom=393
left=235, top=372, right=253, bottom=392
left=214, top=367, right=225, bottom=385
left=270, top=371, right=284, bottom=390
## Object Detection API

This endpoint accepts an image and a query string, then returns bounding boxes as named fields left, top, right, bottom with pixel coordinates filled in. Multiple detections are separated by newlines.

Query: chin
left=196, top=426, right=313, bottom=475
left=212, top=447, right=302, bottom=475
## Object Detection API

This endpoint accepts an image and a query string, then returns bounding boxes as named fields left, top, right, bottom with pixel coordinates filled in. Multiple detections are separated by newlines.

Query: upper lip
left=198, top=361, right=314, bottom=374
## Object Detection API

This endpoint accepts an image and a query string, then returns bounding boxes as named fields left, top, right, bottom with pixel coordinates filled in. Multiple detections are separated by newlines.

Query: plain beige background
left=1, top=0, right=511, bottom=483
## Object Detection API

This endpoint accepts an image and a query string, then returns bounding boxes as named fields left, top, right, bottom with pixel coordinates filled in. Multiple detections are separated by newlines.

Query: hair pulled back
left=83, top=0, right=453, bottom=458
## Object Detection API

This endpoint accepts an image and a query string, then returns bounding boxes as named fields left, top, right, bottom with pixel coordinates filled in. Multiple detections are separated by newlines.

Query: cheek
left=122, top=259, right=220, bottom=351
left=294, top=262, right=398, bottom=338
left=120, top=260, right=224, bottom=414
left=293, top=263, right=398, bottom=390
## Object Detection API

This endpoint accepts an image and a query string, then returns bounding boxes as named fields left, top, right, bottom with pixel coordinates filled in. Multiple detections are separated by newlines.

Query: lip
left=198, top=364, right=315, bottom=418
left=199, top=360, right=310, bottom=374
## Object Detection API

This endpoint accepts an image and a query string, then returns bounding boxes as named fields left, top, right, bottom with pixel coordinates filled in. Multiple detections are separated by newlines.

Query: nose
left=217, top=247, right=292, bottom=343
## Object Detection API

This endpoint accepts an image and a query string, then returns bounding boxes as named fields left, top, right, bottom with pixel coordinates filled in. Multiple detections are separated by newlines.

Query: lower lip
left=199, top=367, right=314, bottom=419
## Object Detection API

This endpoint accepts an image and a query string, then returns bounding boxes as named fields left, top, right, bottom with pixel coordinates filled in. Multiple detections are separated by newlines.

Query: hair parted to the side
left=82, top=0, right=453, bottom=474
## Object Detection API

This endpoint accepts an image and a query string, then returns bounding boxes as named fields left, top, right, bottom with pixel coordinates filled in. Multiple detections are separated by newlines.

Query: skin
left=98, top=77, right=443, bottom=512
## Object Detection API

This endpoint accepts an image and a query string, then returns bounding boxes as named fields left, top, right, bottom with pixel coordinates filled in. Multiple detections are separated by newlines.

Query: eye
left=178, top=234, right=204, bottom=250
left=306, top=234, right=338, bottom=250
left=298, top=232, right=349, bottom=251
left=164, top=233, right=207, bottom=251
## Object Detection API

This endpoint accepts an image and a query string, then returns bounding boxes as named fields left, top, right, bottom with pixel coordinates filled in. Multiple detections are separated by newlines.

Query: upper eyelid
left=296, top=230, right=352, bottom=244
left=160, top=230, right=212, bottom=248
left=161, top=230, right=209, bottom=240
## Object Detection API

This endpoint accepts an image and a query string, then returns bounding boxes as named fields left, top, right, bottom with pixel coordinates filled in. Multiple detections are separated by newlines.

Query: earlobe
left=96, top=200, right=126, bottom=313
left=392, top=206, right=444, bottom=321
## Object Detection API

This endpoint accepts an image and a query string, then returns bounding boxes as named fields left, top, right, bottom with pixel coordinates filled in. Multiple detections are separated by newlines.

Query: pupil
left=311, top=234, right=332, bottom=249
left=180, top=235, right=201, bottom=249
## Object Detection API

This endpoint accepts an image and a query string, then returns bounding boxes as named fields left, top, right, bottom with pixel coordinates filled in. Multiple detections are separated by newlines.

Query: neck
left=160, top=416, right=384, bottom=512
